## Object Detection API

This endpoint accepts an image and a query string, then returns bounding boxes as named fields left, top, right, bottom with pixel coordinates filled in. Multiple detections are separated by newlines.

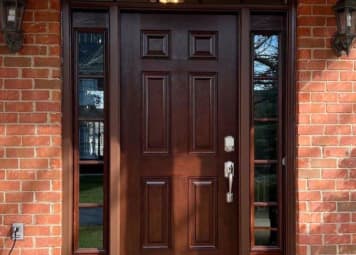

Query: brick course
left=298, top=0, right=356, bottom=254
left=0, top=0, right=61, bottom=254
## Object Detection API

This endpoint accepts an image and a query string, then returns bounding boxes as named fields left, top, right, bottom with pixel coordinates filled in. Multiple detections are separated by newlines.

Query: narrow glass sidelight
left=75, top=30, right=107, bottom=251
left=252, top=33, right=281, bottom=249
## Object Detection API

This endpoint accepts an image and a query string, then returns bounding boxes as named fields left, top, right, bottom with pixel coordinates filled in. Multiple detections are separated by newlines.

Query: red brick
left=22, top=91, right=50, bottom=100
left=4, top=215, right=33, bottom=224
left=22, top=69, right=49, bottom=78
left=4, top=57, right=32, bottom=67
left=6, top=125, right=36, bottom=135
left=36, top=102, right=61, bottom=112
left=34, top=79, right=61, bottom=89
left=322, top=192, right=349, bottom=201
left=22, top=204, right=50, bottom=214
left=308, top=180, right=335, bottom=190
left=35, top=215, right=60, bottom=224
left=323, top=213, right=350, bottom=223
left=22, top=181, right=50, bottom=191
left=310, top=202, right=336, bottom=212
left=34, top=57, right=60, bottom=68
left=34, top=11, right=60, bottom=22
left=4, top=79, right=33, bottom=89
left=20, top=159, right=48, bottom=169
left=22, top=136, right=50, bottom=146
left=324, top=235, right=351, bottom=244
left=19, top=113, right=47, bottom=123
left=36, top=147, right=61, bottom=157
left=6, top=148, right=34, bottom=158
left=336, top=180, right=356, bottom=190
left=36, top=192, right=61, bottom=202
left=5, top=102, right=34, bottom=112
left=5, top=192, right=34, bottom=202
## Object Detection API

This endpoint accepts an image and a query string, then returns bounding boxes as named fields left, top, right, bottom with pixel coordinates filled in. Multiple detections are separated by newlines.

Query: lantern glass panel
left=352, top=10, right=356, bottom=34
left=5, top=5, right=17, bottom=30
left=338, top=10, right=347, bottom=33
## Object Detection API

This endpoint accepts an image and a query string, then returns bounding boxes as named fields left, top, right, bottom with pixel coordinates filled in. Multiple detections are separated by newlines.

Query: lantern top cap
left=334, top=0, right=356, bottom=11
left=0, top=0, right=26, bottom=5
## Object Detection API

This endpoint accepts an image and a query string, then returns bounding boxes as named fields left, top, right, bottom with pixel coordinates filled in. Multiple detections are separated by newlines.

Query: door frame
left=61, top=1, right=297, bottom=255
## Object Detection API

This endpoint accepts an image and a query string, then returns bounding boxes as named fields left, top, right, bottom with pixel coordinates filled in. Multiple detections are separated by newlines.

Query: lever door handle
left=224, top=161, right=234, bottom=203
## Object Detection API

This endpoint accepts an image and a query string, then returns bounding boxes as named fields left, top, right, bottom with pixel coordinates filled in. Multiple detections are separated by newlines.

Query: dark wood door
left=120, top=13, right=238, bottom=255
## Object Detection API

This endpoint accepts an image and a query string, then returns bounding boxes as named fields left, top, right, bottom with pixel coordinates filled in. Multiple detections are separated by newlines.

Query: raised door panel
left=189, top=73, right=217, bottom=153
left=142, top=72, right=170, bottom=154
left=142, top=178, right=171, bottom=249
left=188, top=178, right=218, bottom=249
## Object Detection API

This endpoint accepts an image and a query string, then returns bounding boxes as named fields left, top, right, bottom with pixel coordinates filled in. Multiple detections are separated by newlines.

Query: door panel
left=120, top=13, right=238, bottom=255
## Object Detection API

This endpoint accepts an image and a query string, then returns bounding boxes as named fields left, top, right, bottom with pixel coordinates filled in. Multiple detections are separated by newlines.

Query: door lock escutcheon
left=224, top=136, right=235, bottom=152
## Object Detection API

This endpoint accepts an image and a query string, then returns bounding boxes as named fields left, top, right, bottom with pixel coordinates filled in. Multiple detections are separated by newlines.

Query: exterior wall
left=0, top=0, right=62, bottom=254
left=1, top=0, right=356, bottom=255
left=297, top=0, right=356, bottom=254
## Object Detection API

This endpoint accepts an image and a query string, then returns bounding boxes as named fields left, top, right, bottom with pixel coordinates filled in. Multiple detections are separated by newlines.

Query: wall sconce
left=0, top=0, right=26, bottom=53
left=332, top=0, right=356, bottom=56
left=159, top=0, right=184, bottom=3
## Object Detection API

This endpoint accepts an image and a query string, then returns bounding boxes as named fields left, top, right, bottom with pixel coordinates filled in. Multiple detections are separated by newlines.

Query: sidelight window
left=74, top=27, right=108, bottom=253
left=252, top=32, right=282, bottom=249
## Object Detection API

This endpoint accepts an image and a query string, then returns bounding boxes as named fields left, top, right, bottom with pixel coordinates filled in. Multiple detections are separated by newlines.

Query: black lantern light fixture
left=332, top=0, right=356, bottom=56
left=0, top=0, right=26, bottom=53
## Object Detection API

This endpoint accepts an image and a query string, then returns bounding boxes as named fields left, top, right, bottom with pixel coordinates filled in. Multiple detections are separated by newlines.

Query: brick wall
left=297, top=0, right=356, bottom=254
left=0, top=0, right=62, bottom=254
left=1, top=0, right=356, bottom=254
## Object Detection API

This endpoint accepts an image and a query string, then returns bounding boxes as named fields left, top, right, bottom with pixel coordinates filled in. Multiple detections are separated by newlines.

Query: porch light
left=159, top=0, right=184, bottom=3
left=332, top=0, right=356, bottom=56
left=0, top=0, right=26, bottom=53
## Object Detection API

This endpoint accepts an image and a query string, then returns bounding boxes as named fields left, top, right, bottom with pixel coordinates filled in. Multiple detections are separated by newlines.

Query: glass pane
left=78, top=32, right=105, bottom=74
left=254, top=121, right=277, bottom=160
left=254, top=80, right=278, bottom=119
left=254, top=229, right=278, bottom=246
left=79, top=79, right=104, bottom=118
left=79, top=207, right=103, bottom=248
left=255, top=206, right=278, bottom=228
left=80, top=165, right=104, bottom=204
left=253, top=35, right=279, bottom=78
left=255, top=165, right=277, bottom=202
left=79, top=121, right=104, bottom=160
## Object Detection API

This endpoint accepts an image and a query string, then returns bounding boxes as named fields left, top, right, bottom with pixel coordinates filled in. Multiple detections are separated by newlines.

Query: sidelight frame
left=61, top=1, right=297, bottom=255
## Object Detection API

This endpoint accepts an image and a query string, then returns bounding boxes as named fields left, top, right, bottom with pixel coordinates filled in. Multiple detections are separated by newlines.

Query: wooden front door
left=120, top=13, right=238, bottom=255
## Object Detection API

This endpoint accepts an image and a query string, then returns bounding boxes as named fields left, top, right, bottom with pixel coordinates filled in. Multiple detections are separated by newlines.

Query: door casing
left=61, top=1, right=297, bottom=255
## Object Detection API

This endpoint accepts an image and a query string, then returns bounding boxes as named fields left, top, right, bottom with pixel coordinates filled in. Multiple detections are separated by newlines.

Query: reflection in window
left=254, top=80, right=278, bottom=119
left=252, top=33, right=280, bottom=248
left=79, top=79, right=104, bottom=118
left=80, top=165, right=104, bottom=204
left=254, top=122, right=277, bottom=160
left=79, top=121, right=104, bottom=160
left=255, top=165, right=277, bottom=202
left=79, top=32, right=104, bottom=74
left=79, top=207, right=103, bottom=248
left=253, top=35, right=279, bottom=78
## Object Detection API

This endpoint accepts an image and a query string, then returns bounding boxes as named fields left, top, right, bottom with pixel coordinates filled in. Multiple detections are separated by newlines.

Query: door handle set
left=224, top=161, right=234, bottom=203
left=224, top=136, right=235, bottom=203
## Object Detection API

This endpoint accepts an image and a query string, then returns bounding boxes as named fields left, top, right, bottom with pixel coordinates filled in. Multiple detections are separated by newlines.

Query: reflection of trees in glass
left=253, top=35, right=279, bottom=119
left=253, top=35, right=279, bottom=159
left=254, top=35, right=279, bottom=78
left=79, top=33, right=104, bottom=74
left=254, top=81, right=277, bottom=118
